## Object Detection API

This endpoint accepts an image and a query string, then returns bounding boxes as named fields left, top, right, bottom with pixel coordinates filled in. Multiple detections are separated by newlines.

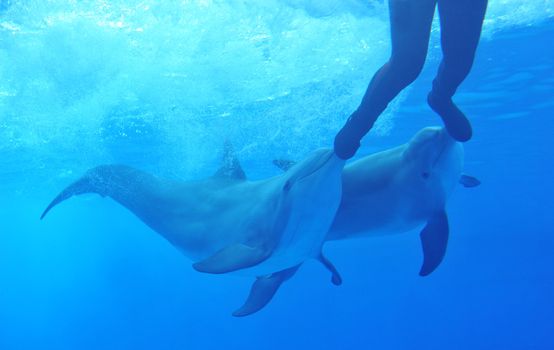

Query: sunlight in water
left=0, top=0, right=552, bottom=181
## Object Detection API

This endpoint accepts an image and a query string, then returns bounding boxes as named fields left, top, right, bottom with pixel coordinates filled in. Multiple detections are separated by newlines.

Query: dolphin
left=41, top=145, right=345, bottom=315
left=245, top=127, right=480, bottom=315
left=328, top=126, right=475, bottom=274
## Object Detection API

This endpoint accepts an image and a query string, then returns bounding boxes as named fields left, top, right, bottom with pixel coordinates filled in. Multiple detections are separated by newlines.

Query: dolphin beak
left=432, top=128, right=458, bottom=167
left=296, top=150, right=336, bottom=182
left=283, top=150, right=342, bottom=192
left=302, top=151, right=343, bottom=180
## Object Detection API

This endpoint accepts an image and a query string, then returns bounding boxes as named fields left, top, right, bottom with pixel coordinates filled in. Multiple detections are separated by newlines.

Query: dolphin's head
left=271, top=148, right=345, bottom=258
left=402, top=127, right=464, bottom=203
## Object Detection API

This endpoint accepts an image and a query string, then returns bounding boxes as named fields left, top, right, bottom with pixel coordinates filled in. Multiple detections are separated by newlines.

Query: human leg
left=428, top=0, right=488, bottom=141
left=335, top=0, right=437, bottom=160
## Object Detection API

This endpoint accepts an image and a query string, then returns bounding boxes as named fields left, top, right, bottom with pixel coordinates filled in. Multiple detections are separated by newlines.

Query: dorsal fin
left=213, top=141, right=246, bottom=180
left=272, top=159, right=297, bottom=172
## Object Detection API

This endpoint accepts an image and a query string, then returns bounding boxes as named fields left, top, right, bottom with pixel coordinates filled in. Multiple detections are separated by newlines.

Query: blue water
left=1, top=1, right=554, bottom=349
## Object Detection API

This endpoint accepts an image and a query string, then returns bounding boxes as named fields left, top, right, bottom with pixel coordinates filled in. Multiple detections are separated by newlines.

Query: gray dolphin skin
left=328, top=126, right=464, bottom=276
left=254, top=126, right=477, bottom=315
left=41, top=145, right=345, bottom=316
left=277, top=127, right=462, bottom=266
left=41, top=126, right=476, bottom=317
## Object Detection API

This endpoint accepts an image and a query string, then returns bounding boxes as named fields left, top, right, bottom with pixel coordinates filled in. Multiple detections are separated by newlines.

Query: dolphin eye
left=421, top=172, right=430, bottom=180
left=283, top=180, right=292, bottom=192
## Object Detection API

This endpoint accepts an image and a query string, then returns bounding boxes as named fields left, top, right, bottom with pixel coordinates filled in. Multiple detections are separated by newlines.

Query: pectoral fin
left=459, top=174, right=481, bottom=188
left=193, top=244, right=269, bottom=274
left=318, top=253, right=342, bottom=286
left=419, top=210, right=449, bottom=276
left=233, top=265, right=301, bottom=317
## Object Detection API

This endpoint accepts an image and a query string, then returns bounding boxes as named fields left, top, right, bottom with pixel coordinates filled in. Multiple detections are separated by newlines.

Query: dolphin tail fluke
left=41, top=165, right=139, bottom=220
left=40, top=171, right=102, bottom=220
left=233, top=265, right=301, bottom=317
left=192, top=243, right=269, bottom=274
left=419, top=210, right=449, bottom=276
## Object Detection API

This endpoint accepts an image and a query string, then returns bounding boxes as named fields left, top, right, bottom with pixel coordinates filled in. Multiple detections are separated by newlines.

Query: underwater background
left=1, top=0, right=553, bottom=349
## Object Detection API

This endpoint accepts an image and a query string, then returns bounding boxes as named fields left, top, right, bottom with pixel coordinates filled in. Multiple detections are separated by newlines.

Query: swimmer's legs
left=335, top=0, right=438, bottom=160
left=428, top=0, right=488, bottom=141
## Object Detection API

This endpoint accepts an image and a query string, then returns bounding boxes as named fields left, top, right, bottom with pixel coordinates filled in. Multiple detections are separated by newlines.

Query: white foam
left=0, top=0, right=552, bottom=184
